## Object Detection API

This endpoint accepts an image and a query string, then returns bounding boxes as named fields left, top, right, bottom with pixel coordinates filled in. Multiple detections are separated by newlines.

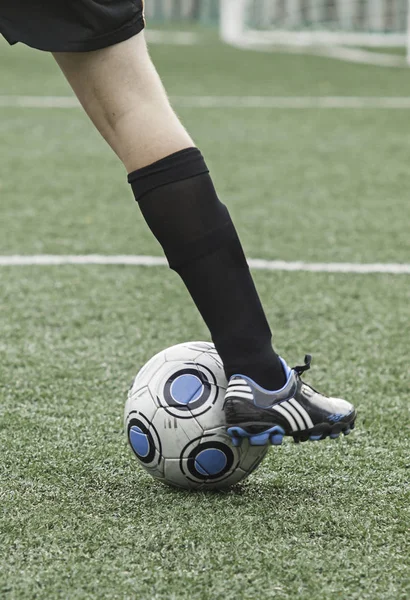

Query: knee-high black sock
left=128, top=147, right=286, bottom=390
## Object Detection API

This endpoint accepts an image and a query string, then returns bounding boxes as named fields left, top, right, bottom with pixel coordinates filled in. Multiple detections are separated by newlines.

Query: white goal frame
left=220, top=0, right=410, bottom=65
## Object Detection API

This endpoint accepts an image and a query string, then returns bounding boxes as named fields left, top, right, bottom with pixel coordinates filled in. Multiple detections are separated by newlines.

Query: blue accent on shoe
left=309, top=434, right=322, bottom=441
left=231, top=357, right=291, bottom=395
left=129, top=426, right=150, bottom=458
left=328, top=413, right=344, bottom=423
left=250, top=432, right=270, bottom=445
left=343, top=428, right=351, bottom=436
left=330, top=432, right=340, bottom=439
left=227, top=426, right=250, bottom=439
left=194, top=449, right=227, bottom=476
left=271, top=432, right=285, bottom=446
left=227, top=425, right=285, bottom=447
left=279, top=356, right=292, bottom=380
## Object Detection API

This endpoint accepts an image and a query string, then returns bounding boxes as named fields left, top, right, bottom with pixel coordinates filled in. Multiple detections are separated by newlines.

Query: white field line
left=146, top=30, right=201, bottom=45
left=173, top=96, right=410, bottom=109
left=233, top=39, right=408, bottom=68
left=2, top=95, right=410, bottom=110
left=0, top=255, right=409, bottom=274
left=314, top=46, right=407, bottom=68
left=136, top=31, right=409, bottom=68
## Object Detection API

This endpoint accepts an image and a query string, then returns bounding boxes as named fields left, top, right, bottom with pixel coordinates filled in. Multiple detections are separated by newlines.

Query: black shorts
left=0, top=0, right=145, bottom=52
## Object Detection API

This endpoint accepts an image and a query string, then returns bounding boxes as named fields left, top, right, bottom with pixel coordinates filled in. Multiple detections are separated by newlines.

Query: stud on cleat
left=330, top=432, right=340, bottom=439
left=227, top=427, right=247, bottom=446
left=343, top=428, right=351, bottom=436
left=270, top=432, right=284, bottom=446
left=227, top=425, right=285, bottom=447
left=250, top=432, right=270, bottom=446
left=309, top=434, right=323, bottom=441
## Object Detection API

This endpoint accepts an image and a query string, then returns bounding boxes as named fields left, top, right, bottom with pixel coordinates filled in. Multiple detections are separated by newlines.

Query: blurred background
left=145, top=0, right=408, bottom=32
left=144, top=0, right=409, bottom=45
left=144, top=0, right=218, bottom=21
left=146, top=0, right=410, bottom=67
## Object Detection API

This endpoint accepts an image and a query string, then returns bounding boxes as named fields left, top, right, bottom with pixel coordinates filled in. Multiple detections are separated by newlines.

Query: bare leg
left=53, top=32, right=193, bottom=171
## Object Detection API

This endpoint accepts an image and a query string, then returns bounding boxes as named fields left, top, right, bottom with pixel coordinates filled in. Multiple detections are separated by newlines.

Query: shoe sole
left=227, top=418, right=356, bottom=447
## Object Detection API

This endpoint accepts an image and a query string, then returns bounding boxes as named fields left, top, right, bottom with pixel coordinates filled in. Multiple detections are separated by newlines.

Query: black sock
left=128, top=147, right=286, bottom=390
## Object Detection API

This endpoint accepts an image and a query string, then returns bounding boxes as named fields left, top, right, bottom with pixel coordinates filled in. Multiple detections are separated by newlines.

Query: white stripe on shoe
left=271, top=404, right=298, bottom=433
left=224, top=391, right=254, bottom=401
left=226, top=385, right=253, bottom=394
left=280, top=401, right=306, bottom=431
left=288, top=398, right=315, bottom=430
left=229, top=381, right=252, bottom=392
left=229, top=379, right=249, bottom=386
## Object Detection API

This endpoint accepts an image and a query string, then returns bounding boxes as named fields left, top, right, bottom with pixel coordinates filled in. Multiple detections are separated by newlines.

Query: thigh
left=0, top=0, right=145, bottom=52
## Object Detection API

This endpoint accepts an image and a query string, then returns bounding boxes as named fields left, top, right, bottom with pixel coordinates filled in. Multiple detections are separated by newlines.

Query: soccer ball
left=124, top=341, right=268, bottom=490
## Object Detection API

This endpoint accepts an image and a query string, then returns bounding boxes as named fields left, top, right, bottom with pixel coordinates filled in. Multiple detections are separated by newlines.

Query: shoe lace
left=293, top=354, right=312, bottom=376
left=292, top=354, right=326, bottom=397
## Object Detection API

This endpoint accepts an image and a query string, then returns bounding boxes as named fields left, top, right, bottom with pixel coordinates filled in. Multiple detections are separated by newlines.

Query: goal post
left=220, top=0, right=410, bottom=66
left=408, top=0, right=410, bottom=63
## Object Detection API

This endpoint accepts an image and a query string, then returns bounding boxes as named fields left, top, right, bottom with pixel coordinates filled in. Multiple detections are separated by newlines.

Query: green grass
left=1, top=32, right=410, bottom=600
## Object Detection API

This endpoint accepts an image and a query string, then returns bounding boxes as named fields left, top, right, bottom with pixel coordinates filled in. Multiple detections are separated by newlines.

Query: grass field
left=1, top=30, right=410, bottom=600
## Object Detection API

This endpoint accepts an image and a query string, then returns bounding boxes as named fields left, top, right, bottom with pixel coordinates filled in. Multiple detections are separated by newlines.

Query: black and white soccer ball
left=124, top=342, right=268, bottom=490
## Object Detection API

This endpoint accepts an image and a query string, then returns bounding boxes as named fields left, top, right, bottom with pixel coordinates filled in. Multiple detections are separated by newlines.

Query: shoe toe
left=330, top=397, right=355, bottom=415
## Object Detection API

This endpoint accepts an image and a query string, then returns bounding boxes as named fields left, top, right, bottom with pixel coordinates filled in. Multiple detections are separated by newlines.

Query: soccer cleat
left=224, top=355, right=356, bottom=446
